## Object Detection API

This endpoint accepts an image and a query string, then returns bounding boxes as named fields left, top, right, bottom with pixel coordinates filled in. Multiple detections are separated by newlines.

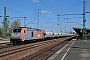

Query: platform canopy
left=73, top=27, right=90, bottom=37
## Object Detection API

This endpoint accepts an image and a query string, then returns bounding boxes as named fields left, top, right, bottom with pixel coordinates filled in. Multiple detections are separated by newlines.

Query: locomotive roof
left=13, top=27, right=43, bottom=31
left=27, top=28, right=41, bottom=31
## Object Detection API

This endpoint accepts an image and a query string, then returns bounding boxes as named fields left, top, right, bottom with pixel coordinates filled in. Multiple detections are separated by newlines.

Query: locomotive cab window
left=13, top=29, right=21, bottom=32
left=31, top=31, right=33, bottom=37
left=24, top=30, right=25, bottom=33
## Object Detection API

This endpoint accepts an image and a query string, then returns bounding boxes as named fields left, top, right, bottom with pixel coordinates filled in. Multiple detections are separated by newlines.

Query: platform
left=47, top=40, right=90, bottom=60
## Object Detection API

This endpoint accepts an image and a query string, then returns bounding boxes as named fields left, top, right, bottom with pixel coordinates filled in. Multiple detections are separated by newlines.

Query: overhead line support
left=35, top=8, right=41, bottom=29
left=83, top=0, right=86, bottom=40
left=57, top=14, right=61, bottom=33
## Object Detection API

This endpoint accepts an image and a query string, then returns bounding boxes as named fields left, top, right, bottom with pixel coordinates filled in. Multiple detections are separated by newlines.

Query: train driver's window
left=31, top=32, right=33, bottom=37
left=24, top=30, right=25, bottom=33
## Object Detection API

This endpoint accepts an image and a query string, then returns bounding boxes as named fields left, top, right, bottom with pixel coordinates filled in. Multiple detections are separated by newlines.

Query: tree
left=0, top=27, right=2, bottom=37
left=2, top=18, right=10, bottom=38
left=11, top=20, right=21, bottom=29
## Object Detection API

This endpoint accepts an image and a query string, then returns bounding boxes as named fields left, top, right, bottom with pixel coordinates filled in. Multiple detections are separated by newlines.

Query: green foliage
left=11, top=20, right=21, bottom=29
left=2, top=18, right=10, bottom=38
left=9, top=20, right=21, bottom=36
left=2, top=18, right=10, bottom=31
left=0, top=27, right=2, bottom=37
left=1, top=18, right=21, bottom=38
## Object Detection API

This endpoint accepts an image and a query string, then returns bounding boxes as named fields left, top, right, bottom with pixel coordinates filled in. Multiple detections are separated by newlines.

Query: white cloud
left=41, top=10, right=52, bottom=14
left=41, top=10, right=53, bottom=16
left=41, top=10, right=48, bottom=13
left=32, top=0, right=40, bottom=2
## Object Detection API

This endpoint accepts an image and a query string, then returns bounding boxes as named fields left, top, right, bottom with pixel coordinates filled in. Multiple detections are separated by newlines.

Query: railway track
left=0, top=38, right=60, bottom=59
left=0, top=43, right=45, bottom=57
left=21, top=36, right=74, bottom=60
left=28, top=40, right=68, bottom=60
left=0, top=42, right=14, bottom=49
left=0, top=45, right=14, bottom=49
left=0, top=36, right=75, bottom=60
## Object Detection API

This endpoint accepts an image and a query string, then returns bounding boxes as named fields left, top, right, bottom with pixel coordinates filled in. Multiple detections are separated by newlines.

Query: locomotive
left=10, top=27, right=45, bottom=44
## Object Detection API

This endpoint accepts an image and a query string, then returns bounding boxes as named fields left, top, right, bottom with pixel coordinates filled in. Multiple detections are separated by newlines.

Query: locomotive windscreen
left=13, top=29, right=21, bottom=32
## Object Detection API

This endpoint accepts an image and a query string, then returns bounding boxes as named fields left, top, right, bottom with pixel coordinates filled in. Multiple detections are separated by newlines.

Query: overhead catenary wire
left=0, top=0, right=24, bottom=16
left=0, top=0, right=56, bottom=28
left=56, top=1, right=83, bottom=32
left=39, top=0, right=57, bottom=15
left=2, top=0, right=56, bottom=28
left=0, top=0, right=36, bottom=20
left=45, top=0, right=59, bottom=14
left=25, top=18, right=36, bottom=26
left=64, top=18, right=82, bottom=26
left=7, top=0, right=35, bottom=13
left=39, top=0, right=59, bottom=29
left=0, top=3, right=37, bottom=24
left=60, top=1, right=83, bottom=14
left=0, top=4, right=26, bottom=16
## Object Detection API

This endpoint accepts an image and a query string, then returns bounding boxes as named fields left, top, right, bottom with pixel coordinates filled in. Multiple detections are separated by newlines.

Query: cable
left=0, top=0, right=36, bottom=20
left=0, top=4, right=25, bottom=16
left=2, top=0, right=55, bottom=27
left=39, top=0, right=57, bottom=15
left=25, top=18, right=36, bottom=26
left=45, top=0, right=59, bottom=14
left=64, top=18, right=82, bottom=26
left=7, top=0, right=35, bottom=13
left=1, top=4, right=38, bottom=22
left=60, top=2, right=83, bottom=14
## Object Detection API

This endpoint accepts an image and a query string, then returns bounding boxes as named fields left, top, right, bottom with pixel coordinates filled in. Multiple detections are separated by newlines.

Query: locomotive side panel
left=37, top=30, right=45, bottom=39
left=20, top=28, right=27, bottom=41
left=23, top=30, right=32, bottom=40
left=23, top=30, right=44, bottom=41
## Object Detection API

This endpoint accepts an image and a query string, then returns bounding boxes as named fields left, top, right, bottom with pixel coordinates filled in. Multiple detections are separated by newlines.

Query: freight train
left=10, top=27, right=74, bottom=44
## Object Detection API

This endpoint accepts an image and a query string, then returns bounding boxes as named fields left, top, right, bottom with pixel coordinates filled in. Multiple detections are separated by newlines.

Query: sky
left=0, top=0, right=90, bottom=33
